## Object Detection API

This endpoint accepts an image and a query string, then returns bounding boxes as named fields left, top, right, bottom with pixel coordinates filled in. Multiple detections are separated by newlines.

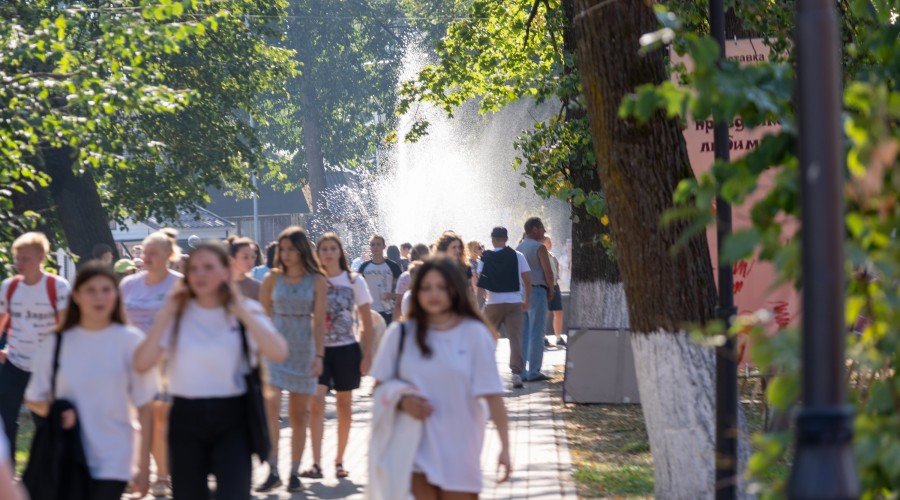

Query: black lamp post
left=709, top=0, right=737, bottom=498
left=787, top=0, right=858, bottom=498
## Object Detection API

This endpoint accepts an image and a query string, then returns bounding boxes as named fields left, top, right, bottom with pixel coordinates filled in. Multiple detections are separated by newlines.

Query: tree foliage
left=622, top=1, right=900, bottom=496
left=0, top=0, right=295, bottom=272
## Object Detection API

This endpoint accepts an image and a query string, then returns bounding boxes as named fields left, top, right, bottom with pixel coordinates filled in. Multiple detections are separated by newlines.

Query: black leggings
left=89, top=479, right=127, bottom=500
left=168, top=395, right=251, bottom=500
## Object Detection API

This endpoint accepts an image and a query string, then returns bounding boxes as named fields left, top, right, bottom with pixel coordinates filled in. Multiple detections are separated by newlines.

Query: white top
left=548, top=252, right=560, bottom=283
left=327, top=272, right=373, bottom=306
left=120, top=270, right=182, bottom=334
left=0, top=274, right=71, bottom=371
left=161, top=299, right=268, bottom=398
left=325, top=272, right=373, bottom=347
left=400, top=290, right=413, bottom=318
left=476, top=247, right=531, bottom=305
left=370, top=318, right=504, bottom=493
left=25, top=324, right=158, bottom=481
left=395, top=271, right=412, bottom=297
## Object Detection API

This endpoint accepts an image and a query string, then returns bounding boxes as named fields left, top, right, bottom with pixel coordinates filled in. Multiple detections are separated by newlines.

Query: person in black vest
left=476, top=227, right=532, bottom=389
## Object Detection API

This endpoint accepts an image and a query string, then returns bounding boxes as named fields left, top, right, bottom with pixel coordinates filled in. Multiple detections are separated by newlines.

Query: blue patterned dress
left=267, top=273, right=317, bottom=394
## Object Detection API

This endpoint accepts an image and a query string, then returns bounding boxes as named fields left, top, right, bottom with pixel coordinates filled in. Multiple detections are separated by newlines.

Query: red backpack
left=0, top=274, right=60, bottom=336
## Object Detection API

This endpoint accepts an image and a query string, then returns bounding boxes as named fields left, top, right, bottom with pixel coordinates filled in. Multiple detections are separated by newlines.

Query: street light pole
left=709, top=1, right=737, bottom=498
left=788, top=1, right=858, bottom=498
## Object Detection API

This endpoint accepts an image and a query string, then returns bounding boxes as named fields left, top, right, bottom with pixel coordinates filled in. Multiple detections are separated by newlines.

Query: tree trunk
left=563, top=0, right=628, bottom=329
left=574, top=2, right=722, bottom=498
left=297, top=81, right=327, bottom=216
left=44, top=146, right=118, bottom=265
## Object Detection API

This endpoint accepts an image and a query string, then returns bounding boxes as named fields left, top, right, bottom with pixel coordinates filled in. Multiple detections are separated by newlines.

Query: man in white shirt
left=359, top=235, right=402, bottom=324
left=0, top=232, right=70, bottom=464
left=477, top=227, right=531, bottom=388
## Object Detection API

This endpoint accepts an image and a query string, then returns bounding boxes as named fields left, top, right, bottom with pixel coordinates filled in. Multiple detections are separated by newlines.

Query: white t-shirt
left=0, top=274, right=71, bottom=371
left=370, top=318, right=504, bottom=493
left=361, top=261, right=397, bottom=313
left=119, top=271, right=182, bottom=334
left=161, top=299, right=268, bottom=398
left=395, top=271, right=412, bottom=297
left=476, top=247, right=531, bottom=305
left=25, top=324, right=158, bottom=481
left=325, top=272, right=372, bottom=347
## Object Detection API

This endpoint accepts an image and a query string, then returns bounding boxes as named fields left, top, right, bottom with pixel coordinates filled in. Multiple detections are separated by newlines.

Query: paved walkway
left=150, top=338, right=575, bottom=499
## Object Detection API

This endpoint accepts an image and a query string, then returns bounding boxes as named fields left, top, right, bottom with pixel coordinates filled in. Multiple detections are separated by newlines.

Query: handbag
left=238, top=322, right=272, bottom=464
left=23, top=333, right=92, bottom=500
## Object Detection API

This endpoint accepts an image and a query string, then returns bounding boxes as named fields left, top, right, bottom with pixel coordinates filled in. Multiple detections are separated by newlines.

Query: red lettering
left=733, top=280, right=744, bottom=295
left=771, top=301, right=791, bottom=329
left=733, top=259, right=755, bottom=279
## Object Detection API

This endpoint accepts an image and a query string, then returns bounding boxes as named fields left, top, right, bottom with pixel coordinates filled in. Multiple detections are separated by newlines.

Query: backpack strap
left=237, top=320, right=257, bottom=370
left=45, top=274, right=59, bottom=324
left=0, top=275, right=24, bottom=336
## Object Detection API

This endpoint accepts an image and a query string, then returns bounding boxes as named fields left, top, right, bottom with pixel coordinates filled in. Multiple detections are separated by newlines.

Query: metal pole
left=710, top=1, right=737, bottom=498
left=252, top=171, right=260, bottom=243
left=787, top=1, right=858, bottom=498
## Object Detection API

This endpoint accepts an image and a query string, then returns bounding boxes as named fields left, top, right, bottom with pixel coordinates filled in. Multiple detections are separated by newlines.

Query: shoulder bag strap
left=238, top=321, right=254, bottom=369
left=51, top=332, right=63, bottom=400
left=395, top=322, right=407, bottom=379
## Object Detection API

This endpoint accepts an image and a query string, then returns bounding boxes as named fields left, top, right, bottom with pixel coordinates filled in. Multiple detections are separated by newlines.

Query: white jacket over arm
left=366, top=380, right=423, bottom=500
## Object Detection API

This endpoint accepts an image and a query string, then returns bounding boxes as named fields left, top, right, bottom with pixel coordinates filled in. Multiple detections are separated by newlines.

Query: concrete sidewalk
left=149, top=338, right=575, bottom=499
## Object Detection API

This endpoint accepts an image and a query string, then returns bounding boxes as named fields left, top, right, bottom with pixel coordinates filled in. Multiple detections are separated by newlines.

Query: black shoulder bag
left=23, top=333, right=92, bottom=500
left=238, top=322, right=272, bottom=465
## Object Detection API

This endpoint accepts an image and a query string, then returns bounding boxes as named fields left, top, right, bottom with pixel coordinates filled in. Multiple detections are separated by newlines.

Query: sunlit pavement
left=143, top=337, right=575, bottom=499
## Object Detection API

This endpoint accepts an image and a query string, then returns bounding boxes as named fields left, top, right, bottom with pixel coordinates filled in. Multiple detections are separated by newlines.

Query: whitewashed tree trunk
left=569, top=279, right=629, bottom=329
left=631, top=331, right=755, bottom=500
left=632, top=331, right=716, bottom=499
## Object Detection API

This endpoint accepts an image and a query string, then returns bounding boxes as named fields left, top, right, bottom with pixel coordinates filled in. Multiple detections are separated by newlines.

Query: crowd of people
left=0, top=216, right=566, bottom=499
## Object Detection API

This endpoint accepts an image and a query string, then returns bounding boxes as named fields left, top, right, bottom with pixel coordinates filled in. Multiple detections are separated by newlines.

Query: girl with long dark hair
left=434, top=231, right=477, bottom=295
left=304, top=232, right=375, bottom=480
left=26, top=262, right=158, bottom=500
left=370, top=257, right=511, bottom=499
left=256, top=226, right=328, bottom=493
left=226, top=236, right=262, bottom=301
left=133, top=243, right=288, bottom=499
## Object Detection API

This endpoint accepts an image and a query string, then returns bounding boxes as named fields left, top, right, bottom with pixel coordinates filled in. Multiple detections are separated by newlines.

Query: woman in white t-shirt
left=303, top=232, right=375, bottom=480
left=370, top=257, right=512, bottom=499
left=133, top=242, right=288, bottom=500
left=26, top=262, right=158, bottom=500
left=119, top=229, right=183, bottom=497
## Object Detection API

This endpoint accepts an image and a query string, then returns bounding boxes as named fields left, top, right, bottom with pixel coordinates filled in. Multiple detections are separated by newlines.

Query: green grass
left=573, top=463, right=655, bottom=497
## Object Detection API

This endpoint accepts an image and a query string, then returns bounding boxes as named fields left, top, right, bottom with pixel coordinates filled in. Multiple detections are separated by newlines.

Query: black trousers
left=89, top=479, right=127, bottom=500
left=0, top=361, right=35, bottom=465
left=168, top=395, right=251, bottom=500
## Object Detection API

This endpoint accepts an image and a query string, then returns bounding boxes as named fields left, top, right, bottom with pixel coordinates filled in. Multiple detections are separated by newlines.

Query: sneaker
left=255, top=469, right=282, bottom=493
left=287, top=473, right=303, bottom=492
left=557, top=337, right=567, bottom=347
left=511, top=374, right=524, bottom=389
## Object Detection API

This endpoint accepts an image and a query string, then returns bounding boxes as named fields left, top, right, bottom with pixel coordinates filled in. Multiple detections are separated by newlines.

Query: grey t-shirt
left=516, top=239, right=547, bottom=287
